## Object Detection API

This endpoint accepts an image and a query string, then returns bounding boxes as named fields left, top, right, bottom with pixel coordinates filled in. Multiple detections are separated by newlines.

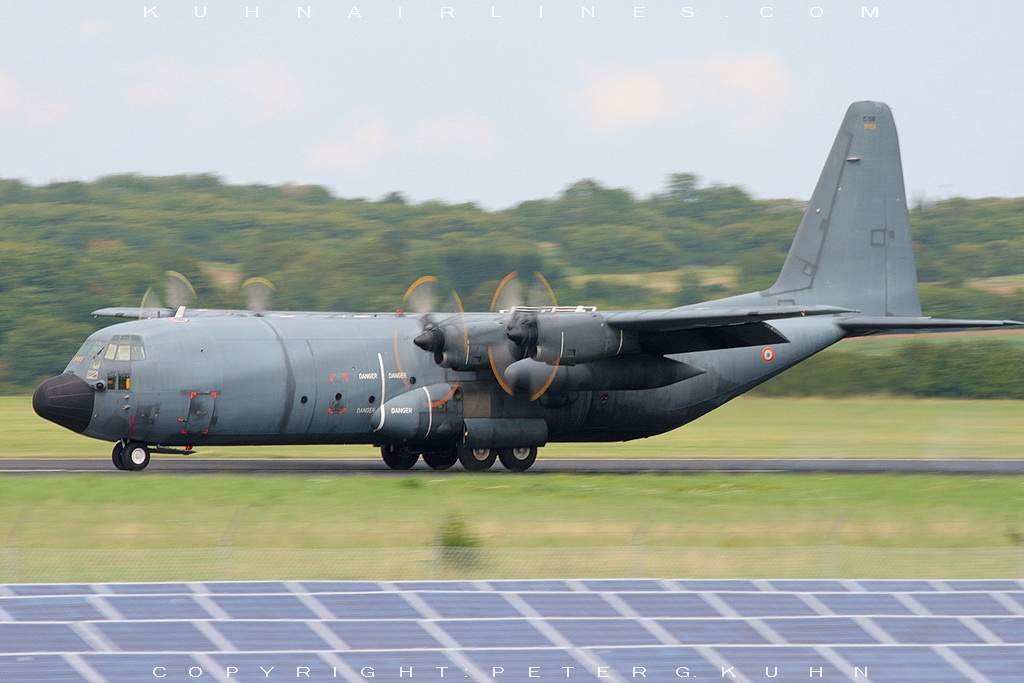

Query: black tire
left=111, top=442, right=127, bottom=471
left=381, top=444, right=419, bottom=470
left=458, top=446, right=497, bottom=471
left=120, top=441, right=150, bottom=471
left=422, top=448, right=458, bottom=470
left=498, top=446, right=538, bottom=472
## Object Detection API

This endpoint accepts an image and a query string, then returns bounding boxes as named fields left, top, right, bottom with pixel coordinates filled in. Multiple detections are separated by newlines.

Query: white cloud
left=123, top=59, right=308, bottom=126
left=566, top=54, right=794, bottom=136
left=303, top=114, right=500, bottom=173
left=304, top=119, right=397, bottom=172
left=0, top=69, right=71, bottom=127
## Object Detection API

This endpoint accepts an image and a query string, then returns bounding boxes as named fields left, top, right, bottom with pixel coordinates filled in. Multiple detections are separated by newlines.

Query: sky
left=1, top=1, right=1022, bottom=209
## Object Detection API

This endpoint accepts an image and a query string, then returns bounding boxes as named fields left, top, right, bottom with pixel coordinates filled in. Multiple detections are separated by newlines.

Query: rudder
left=765, top=101, right=920, bottom=316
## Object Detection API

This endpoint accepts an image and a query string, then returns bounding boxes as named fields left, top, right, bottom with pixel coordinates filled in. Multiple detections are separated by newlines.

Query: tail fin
left=765, top=101, right=921, bottom=316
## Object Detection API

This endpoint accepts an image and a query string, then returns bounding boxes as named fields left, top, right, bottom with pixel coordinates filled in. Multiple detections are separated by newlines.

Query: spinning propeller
left=406, top=272, right=564, bottom=400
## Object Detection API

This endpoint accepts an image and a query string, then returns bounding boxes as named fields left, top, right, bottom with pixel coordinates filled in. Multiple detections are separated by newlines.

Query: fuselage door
left=183, top=392, right=217, bottom=435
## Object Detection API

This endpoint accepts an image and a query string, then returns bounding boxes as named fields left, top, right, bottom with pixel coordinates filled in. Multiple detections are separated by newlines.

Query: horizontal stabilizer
left=838, top=317, right=1023, bottom=335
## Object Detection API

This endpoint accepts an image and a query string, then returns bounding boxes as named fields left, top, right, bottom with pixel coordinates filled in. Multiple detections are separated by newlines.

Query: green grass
left=6, top=395, right=1023, bottom=460
left=2, top=474, right=1022, bottom=581
left=8, top=394, right=1023, bottom=580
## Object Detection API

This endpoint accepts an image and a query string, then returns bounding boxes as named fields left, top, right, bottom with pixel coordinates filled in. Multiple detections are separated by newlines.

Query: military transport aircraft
left=33, top=102, right=1021, bottom=472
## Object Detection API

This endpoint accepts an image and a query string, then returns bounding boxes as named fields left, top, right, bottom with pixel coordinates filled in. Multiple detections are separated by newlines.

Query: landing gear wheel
left=498, top=446, right=538, bottom=472
left=111, top=442, right=127, bottom=471
left=120, top=441, right=150, bottom=471
left=381, top=444, right=419, bottom=470
left=423, top=448, right=458, bottom=470
left=458, top=446, right=497, bottom=472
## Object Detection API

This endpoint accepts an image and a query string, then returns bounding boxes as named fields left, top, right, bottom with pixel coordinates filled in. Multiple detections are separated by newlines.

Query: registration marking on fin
left=863, top=123, right=877, bottom=130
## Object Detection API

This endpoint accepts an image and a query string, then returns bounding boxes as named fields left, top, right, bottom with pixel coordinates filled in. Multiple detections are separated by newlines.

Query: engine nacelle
left=504, top=355, right=704, bottom=395
left=415, top=320, right=509, bottom=371
left=372, top=383, right=463, bottom=442
left=528, top=313, right=638, bottom=365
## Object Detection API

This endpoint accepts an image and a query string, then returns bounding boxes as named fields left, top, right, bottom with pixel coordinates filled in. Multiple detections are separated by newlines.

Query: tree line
left=1, top=174, right=1022, bottom=393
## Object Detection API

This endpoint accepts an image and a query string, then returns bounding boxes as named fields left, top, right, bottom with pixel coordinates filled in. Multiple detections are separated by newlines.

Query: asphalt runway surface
left=3, top=458, right=1024, bottom=475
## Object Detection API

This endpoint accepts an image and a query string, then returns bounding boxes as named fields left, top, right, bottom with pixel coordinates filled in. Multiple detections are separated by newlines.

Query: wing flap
left=604, top=304, right=855, bottom=332
left=838, top=317, right=1023, bottom=335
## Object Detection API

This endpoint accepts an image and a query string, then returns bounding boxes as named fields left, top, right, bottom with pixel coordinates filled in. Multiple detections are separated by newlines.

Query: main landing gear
left=111, top=440, right=151, bottom=471
left=380, top=444, right=539, bottom=472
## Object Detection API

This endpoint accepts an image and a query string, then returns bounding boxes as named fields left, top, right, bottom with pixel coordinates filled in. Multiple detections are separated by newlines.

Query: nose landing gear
left=111, top=441, right=151, bottom=471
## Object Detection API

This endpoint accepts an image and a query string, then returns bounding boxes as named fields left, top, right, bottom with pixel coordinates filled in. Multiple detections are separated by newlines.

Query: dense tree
left=1, top=173, right=1021, bottom=393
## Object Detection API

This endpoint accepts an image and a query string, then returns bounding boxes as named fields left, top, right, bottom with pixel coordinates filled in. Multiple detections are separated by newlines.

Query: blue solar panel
left=815, top=592, right=915, bottom=615
left=314, top=592, right=421, bottom=619
left=325, top=620, right=442, bottom=649
left=716, top=591, right=819, bottom=617
left=438, top=619, right=553, bottom=648
left=857, top=580, right=937, bottom=592
left=656, top=618, right=768, bottom=644
left=214, top=620, right=331, bottom=650
left=913, top=591, right=1013, bottom=615
left=105, top=594, right=211, bottom=620
left=580, top=579, right=666, bottom=592
left=0, top=624, right=89, bottom=652
left=952, top=645, right=1024, bottom=681
left=418, top=591, right=520, bottom=618
left=210, top=594, right=318, bottom=619
left=0, top=655, right=85, bottom=682
left=979, top=617, right=1024, bottom=641
left=3, top=578, right=1023, bottom=681
left=872, top=616, right=985, bottom=644
left=202, top=581, right=289, bottom=594
left=675, top=579, right=760, bottom=591
left=768, top=579, right=850, bottom=592
left=518, top=592, right=620, bottom=617
left=762, top=617, right=877, bottom=644
left=946, top=580, right=1023, bottom=591
left=486, top=579, right=570, bottom=592
left=550, top=617, right=664, bottom=646
left=0, top=596, right=103, bottom=621
left=103, top=582, right=192, bottom=594
left=93, top=621, right=217, bottom=652
left=617, top=591, right=720, bottom=618
left=299, top=581, right=382, bottom=593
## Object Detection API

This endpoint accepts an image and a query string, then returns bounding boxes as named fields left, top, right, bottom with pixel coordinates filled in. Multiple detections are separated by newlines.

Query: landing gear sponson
left=380, top=443, right=538, bottom=472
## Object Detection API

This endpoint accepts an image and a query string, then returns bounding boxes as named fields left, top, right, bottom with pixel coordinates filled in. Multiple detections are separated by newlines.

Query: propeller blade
left=403, top=275, right=439, bottom=314
left=165, top=270, right=197, bottom=310
left=242, top=277, right=276, bottom=313
left=138, top=287, right=163, bottom=319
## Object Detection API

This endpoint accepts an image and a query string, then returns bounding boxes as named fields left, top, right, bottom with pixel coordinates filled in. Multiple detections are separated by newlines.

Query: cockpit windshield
left=74, top=335, right=147, bottom=362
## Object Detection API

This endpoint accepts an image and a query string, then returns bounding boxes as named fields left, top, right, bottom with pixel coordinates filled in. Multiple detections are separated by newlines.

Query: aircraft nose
left=32, top=374, right=96, bottom=434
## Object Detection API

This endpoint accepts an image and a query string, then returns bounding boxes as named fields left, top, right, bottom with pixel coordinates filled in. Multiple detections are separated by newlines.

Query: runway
left=2, top=457, right=1024, bottom=475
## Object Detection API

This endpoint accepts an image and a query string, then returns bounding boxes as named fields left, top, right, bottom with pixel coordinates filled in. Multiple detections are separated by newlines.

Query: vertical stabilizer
left=764, top=101, right=920, bottom=316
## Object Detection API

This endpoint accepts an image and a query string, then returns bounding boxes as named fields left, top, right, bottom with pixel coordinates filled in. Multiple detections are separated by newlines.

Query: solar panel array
left=2, top=579, right=1022, bottom=682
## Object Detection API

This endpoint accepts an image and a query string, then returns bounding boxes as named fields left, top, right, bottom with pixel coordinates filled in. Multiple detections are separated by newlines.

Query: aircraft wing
left=602, top=305, right=856, bottom=354
left=603, top=305, right=856, bottom=332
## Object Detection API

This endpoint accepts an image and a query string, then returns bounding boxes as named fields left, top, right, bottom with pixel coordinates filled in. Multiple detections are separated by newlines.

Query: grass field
left=2, top=473, right=1023, bottom=581
left=6, top=395, right=1023, bottom=460
left=6, top=394, right=1023, bottom=581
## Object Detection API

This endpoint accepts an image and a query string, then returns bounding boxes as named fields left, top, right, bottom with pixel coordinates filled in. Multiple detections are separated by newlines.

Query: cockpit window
left=93, top=334, right=147, bottom=362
